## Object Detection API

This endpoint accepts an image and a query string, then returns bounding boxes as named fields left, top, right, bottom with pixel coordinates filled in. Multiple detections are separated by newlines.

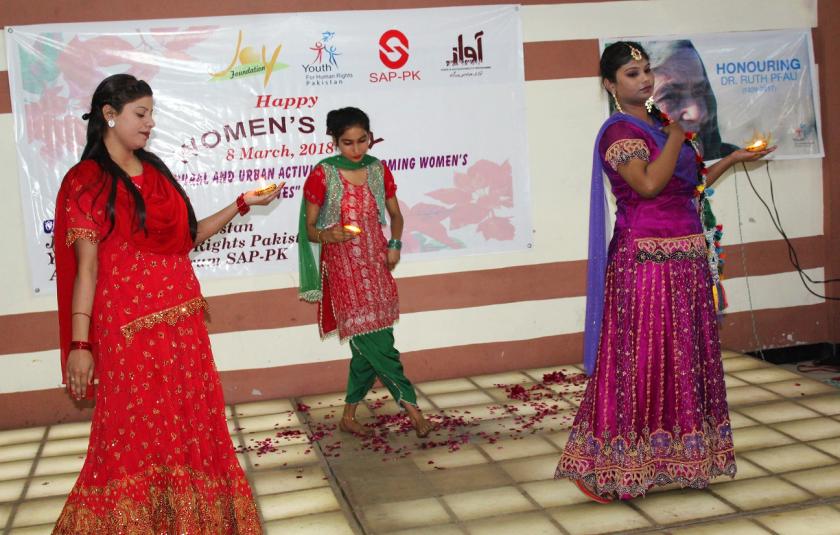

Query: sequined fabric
left=66, top=228, right=101, bottom=247
left=54, top=465, right=260, bottom=534
left=556, top=230, right=736, bottom=498
left=121, top=296, right=208, bottom=344
left=561, top=118, right=736, bottom=498
left=635, top=234, right=707, bottom=264
left=605, top=138, right=650, bottom=170
left=54, top=162, right=261, bottom=533
left=313, top=169, right=399, bottom=340
left=316, top=162, right=388, bottom=229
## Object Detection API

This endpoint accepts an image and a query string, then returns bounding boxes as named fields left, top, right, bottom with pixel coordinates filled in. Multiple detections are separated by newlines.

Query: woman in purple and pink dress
left=555, top=42, right=774, bottom=501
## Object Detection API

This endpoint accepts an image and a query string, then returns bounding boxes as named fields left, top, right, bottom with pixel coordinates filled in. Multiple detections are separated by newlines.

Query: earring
left=107, top=119, right=116, bottom=128
left=611, top=92, right=623, bottom=114
left=645, top=97, right=655, bottom=113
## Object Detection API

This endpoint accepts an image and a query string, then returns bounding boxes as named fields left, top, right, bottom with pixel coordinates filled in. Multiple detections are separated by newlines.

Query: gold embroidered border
left=635, top=234, right=707, bottom=264
left=605, top=138, right=650, bottom=170
left=53, top=463, right=261, bottom=534
left=120, top=297, right=208, bottom=344
left=66, top=228, right=100, bottom=247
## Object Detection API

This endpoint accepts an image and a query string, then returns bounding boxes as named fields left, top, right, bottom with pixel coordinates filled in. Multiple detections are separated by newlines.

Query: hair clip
left=628, top=45, right=643, bottom=61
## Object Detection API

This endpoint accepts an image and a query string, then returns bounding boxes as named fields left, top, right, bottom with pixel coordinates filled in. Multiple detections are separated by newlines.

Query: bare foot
left=339, top=417, right=371, bottom=436
left=411, top=415, right=436, bottom=438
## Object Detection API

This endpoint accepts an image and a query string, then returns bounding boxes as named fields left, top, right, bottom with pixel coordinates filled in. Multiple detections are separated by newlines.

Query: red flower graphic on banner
left=57, top=36, right=151, bottom=102
left=148, top=26, right=217, bottom=61
left=400, top=159, right=516, bottom=252
left=398, top=200, right=462, bottom=253
left=476, top=215, right=515, bottom=241
left=24, top=86, right=86, bottom=163
left=22, top=27, right=216, bottom=164
left=426, top=159, right=514, bottom=239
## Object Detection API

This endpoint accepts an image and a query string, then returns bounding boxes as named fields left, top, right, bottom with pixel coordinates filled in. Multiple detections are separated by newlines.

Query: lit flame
left=343, top=224, right=362, bottom=235
left=744, top=131, right=771, bottom=152
left=254, top=182, right=278, bottom=196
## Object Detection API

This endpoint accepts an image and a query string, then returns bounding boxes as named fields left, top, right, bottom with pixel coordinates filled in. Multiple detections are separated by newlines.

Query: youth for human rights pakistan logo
left=310, top=31, right=342, bottom=68
left=211, top=30, right=288, bottom=86
left=303, top=31, right=353, bottom=87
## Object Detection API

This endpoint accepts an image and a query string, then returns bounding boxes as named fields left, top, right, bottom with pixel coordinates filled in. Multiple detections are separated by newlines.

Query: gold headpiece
left=628, top=44, right=643, bottom=61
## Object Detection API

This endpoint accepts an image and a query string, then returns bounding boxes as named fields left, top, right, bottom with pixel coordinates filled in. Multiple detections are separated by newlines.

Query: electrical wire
left=739, top=161, right=840, bottom=301
left=732, top=168, right=765, bottom=359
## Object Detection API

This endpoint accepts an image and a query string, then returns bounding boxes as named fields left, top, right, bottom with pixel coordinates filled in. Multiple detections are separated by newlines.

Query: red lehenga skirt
left=53, top=304, right=261, bottom=534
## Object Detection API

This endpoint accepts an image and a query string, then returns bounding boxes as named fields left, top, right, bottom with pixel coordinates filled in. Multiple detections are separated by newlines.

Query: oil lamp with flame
left=254, top=182, right=278, bottom=196
left=744, top=131, right=772, bottom=152
left=343, top=224, right=362, bottom=235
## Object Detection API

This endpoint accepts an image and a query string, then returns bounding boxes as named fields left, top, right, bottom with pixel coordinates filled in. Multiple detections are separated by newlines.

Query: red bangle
left=70, top=340, right=93, bottom=351
left=236, top=193, right=250, bottom=216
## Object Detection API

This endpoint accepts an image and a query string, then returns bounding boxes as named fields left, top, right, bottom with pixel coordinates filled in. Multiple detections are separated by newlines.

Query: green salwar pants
left=345, top=327, right=418, bottom=408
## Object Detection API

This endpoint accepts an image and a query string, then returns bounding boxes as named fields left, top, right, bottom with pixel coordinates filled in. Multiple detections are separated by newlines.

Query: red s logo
left=379, top=29, right=409, bottom=69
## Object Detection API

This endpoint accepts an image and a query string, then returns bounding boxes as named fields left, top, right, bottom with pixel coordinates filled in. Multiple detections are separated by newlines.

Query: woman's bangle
left=236, top=193, right=250, bottom=216
left=70, top=340, right=93, bottom=351
left=316, top=229, right=325, bottom=244
left=72, top=312, right=91, bottom=319
left=387, top=239, right=402, bottom=250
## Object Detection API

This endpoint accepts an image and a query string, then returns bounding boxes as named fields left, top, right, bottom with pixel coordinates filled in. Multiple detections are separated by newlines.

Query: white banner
left=6, top=5, right=530, bottom=295
left=601, top=30, right=823, bottom=161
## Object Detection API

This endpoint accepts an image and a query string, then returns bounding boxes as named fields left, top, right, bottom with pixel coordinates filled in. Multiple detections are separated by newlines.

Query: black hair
left=325, top=107, right=371, bottom=139
left=80, top=73, right=197, bottom=241
left=599, top=41, right=649, bottom=83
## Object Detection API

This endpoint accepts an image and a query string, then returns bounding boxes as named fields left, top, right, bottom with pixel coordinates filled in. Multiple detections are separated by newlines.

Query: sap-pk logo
left=379, top=29, right=409, bottom=69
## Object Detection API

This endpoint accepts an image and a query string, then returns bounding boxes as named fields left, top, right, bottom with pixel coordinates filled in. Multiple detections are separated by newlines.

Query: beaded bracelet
left=387, top=239, right=402, bottom=250
left=236, top=194, right=250, bottom=216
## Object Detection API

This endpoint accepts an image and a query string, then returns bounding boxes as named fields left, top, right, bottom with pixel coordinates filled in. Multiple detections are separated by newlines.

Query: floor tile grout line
left=472, top=440, right=571, bottom=535
left=741, top=436, right=840, bottom=469
left=628, top=494, right=840, bottom=534
left=295, top=396, right=366, bottom=535
left=731, top=366, right=840, bottom=418
left=419, top=383, right=573, bottom=535
left=2, top=426, right=50, bottom=534
left=431, top=495, right=466, bottom=534
left=227, top=404, right=270, bottom=529
left=738, top=445, right=838, bottom=478
left=722, top=411, right=837, bottom=503
left=760, top=418, right=840, bottom=465
left=704, top=471, right=811, bottom=516
left=622, top=495, right=663, bottom=530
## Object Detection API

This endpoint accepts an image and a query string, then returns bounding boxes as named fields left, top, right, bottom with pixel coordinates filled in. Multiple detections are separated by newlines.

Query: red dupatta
left=54, top=160, right=194, bottom=398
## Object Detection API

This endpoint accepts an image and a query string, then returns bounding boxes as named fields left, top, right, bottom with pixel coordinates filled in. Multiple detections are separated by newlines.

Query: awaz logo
left=379, top=29, right=409, bottom=69
left=211, top=30, right=288, bottom=86
left=448, top=31, right=484, bottom=66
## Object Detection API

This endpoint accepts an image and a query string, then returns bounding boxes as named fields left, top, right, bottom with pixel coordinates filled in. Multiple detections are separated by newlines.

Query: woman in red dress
left=53, top=74, right=277, bottom=533
left=297, top=107, right=433, bottom=437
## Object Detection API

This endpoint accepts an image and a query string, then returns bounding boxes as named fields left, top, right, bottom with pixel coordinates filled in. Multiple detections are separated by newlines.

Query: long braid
left=650, top=100, right=726, bottom=310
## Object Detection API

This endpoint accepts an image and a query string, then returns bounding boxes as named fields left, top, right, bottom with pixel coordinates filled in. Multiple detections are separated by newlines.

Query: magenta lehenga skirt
left=556, top=230, right=736, bottom=498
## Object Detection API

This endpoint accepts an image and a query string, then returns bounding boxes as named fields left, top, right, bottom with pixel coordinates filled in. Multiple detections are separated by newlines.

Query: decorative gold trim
left=634, top=234, right=707, bottom=264
left=66, top=228, right=100, bottom=247
left=120, top=297, right=208, bottom=344
left=53, top=463, right=261, bottom=534
left=605, top=139, right=650, bottom=171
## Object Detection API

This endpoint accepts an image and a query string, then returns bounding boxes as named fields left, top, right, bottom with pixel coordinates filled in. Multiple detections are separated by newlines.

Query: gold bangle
left=317, top=229, right=324, bottom=244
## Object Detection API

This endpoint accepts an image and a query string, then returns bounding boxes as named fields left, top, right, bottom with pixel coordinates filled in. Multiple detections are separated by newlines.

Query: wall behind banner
left=0, top=0, right=836, bottom=429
